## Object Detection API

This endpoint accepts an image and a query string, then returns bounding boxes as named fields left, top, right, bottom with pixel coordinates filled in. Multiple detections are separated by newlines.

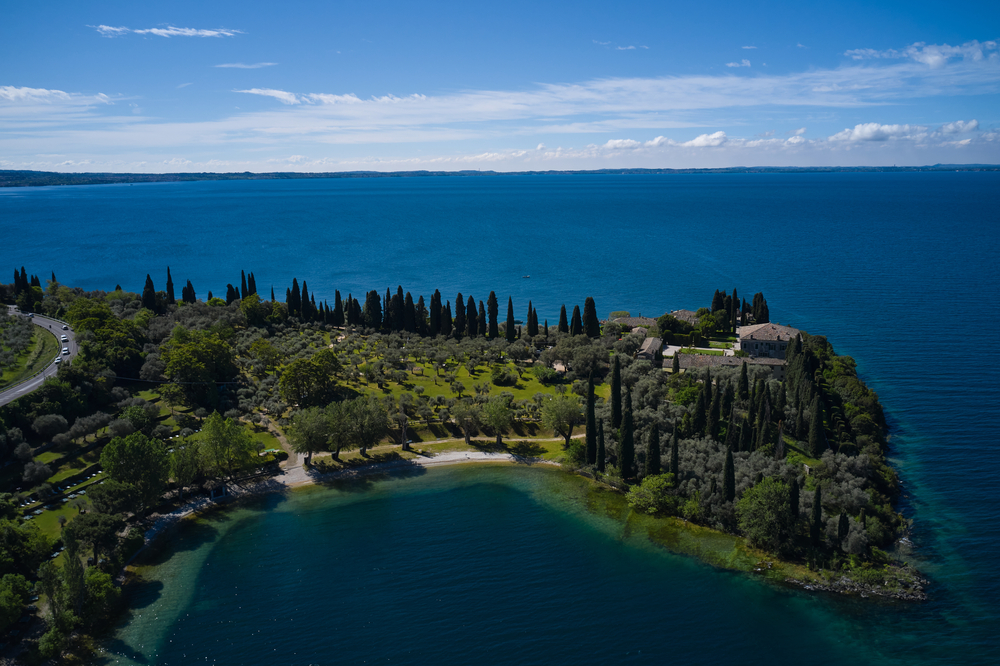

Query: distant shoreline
left=3, top=164, right=999, bottom=188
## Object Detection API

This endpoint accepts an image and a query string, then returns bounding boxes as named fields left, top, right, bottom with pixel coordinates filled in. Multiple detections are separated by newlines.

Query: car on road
left=60, top=335, right=68, bottom=342
left=62, top=325, right=69, bottom=330
left=26, top=314, right=33, bottom=318
left=53, top=358, right=61, bottom=365
left=61, top=348, right=69, bottom=355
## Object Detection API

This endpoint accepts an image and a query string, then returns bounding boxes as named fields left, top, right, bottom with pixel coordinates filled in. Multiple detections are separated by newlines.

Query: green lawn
left=677, top=348, right=726, bottom=356
left=0, top=327, right=60, bottom=389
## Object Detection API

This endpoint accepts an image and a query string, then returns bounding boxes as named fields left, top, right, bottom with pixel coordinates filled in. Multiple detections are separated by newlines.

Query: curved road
left=0, top=306, right=78, bottom=407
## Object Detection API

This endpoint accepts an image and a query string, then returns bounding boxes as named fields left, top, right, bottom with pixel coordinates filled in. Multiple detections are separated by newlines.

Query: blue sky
left=2, top=0, right=998, bottom=172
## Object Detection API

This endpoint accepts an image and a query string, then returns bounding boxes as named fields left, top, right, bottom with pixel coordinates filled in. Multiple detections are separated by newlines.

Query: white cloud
left=593, top=40, right=611, bottom=46
left=215, top=62, right=277, bottom=69
left=617, top=46, right=636, bottom=51
left=789, top=127, right=806, bottom=135
left=133, top=26, right=241, bottom=38
left=844, top=39, right=998, bottom=68
left=91, top=25, right=129, bottom=37
left=939, top=119, right=979, bottom=133
left=88, top=25, right=241, bottom=38
left=828, top=122, right=927, bottom=142
left=742, top=46, right=757, bottom=50
left=785, top=135, right=805, bottom=145
left=177, top=83, right=193, bottom=89
left=726, top=59, right=751, bottom=68
left=235, top=88, right=301, bottom=105
left=683, top=131, right=727, bottom=147
left=603, top=139, right=642, bottom=149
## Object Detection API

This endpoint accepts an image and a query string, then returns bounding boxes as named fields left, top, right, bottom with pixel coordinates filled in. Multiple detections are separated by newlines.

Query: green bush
left=531, top=366, right=559, bottom=384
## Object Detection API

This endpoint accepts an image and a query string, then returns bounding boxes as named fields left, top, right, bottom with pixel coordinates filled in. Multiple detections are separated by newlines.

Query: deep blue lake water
left=2, top=172, right=999, bottom=664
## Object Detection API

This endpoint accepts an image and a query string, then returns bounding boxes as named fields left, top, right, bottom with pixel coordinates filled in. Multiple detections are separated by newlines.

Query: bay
left=2, top=172, right=999, bottom=663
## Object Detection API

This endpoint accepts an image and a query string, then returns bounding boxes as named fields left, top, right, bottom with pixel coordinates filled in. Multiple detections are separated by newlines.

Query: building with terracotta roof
left=737, top=323, right=800, bottom=359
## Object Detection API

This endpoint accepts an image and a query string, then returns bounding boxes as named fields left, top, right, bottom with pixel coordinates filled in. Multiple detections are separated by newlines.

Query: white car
left=60, top=335, right=68, bottom=342
left=53, top=358, right=61, bottom=365
left=61, top=325, right=69, bottom=330
left=62, top=347, right=69, bottom=355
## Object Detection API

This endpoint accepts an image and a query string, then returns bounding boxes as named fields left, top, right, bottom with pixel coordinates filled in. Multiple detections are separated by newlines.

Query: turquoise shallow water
left=2, top=172, right=999, bottom=663
left=97, top=465, right=926, bottom=666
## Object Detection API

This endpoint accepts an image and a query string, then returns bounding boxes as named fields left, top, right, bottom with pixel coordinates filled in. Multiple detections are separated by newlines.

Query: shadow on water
left=309, top=457, right=429, bottom=493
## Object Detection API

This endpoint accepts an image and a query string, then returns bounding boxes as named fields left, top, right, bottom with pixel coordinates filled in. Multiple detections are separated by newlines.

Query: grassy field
left=0, top=327, right=60, bottom=389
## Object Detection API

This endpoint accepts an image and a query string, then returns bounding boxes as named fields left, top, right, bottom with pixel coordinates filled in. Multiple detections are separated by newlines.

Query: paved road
left=0, top=306, right=78, bottom=407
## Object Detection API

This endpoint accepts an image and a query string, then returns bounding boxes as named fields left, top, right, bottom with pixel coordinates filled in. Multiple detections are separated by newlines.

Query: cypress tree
left=583, top=296, right=600, bottom=338
left=789, top=477, right=800, bottom=522
left=670, top=428, right=679, bottom=480
left=363, top=290, right=382, bottom=329
left=703, top=367, right=713, bottom=407
left=774, top=422, right=786, bottom=459
left=487, top=291, right=499, bottom=338
left=226, top=283, right=238, bottom=305
left=738, top=361, right=749, bottom=402
left=620, top=391, right=634, bottom=480
left=391, top=286, right=404, bottom=331
left=440, top=302, right=453, bottom=337
left=811, top=486, right=823, bottom=544
left=333, top=290, right=345, bottom=326
left=611, top=355, right=622, bottom=430
left=271, top=286, right=275, bottom=302
left=645, top=423, right=660, bottom=477
left=466, top=295, right=477, bottom=337
left=723, top=446, right=736, bottom=502
left=248, top=272, right=257, bottom=295
left=672, top=353, right=680, bottom=374
left=405, top=292, right=417, bottom=332
left=543, top=320, right=548, bottom=337
left=596, top=419, right=606, bottom=473
left=808, top=395, right=826, bottom=457
left=416, top=296, right=429, bottom=335
left=527, top=301, right=538, bottom=337
left=141, top=274, right=156, bottom=311
left=301, top=281, right=311, bottom=320
left=707, top=386, right=721, bottom=441
left=182, top=279, right=196, bottom=304
left=795, top=410, right=806, bottom=441
left=755, top=417, right=768, bottom=451
left=19, top=267, right=28, bottom=293
left=51, top=271, right=56, bottom=284
left=30, top=274, right=39, bottom=288
left=430, top=290, right=441, bottom=335
left=505, top=297, right=516, bottom=342
left=570, top=305, right=583, bottom=336
left=289, top=278, right=301, bottom=316
left=240, top=270, right=248, bottom=300
left=383, top=288, right=392, bottom=330
left=738, top=418, right=752, bottom=452
left=731, top=288, right=738, bottom=333
left=454, top=292, right=466, bottom=337
left=692, top=386, right=707, bottom=435
left=838, top=513, right=849, bottom=543
left=478, top=301, right=487, bottom=337
left=585, top=377, right=597, bottom=465
left=165, top=267, right=175, bottom=304
left=558, top=305, right=569, bottom=333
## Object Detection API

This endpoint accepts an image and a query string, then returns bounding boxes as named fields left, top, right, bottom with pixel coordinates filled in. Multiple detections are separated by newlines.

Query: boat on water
left=522, top=275, right=530, bottom=278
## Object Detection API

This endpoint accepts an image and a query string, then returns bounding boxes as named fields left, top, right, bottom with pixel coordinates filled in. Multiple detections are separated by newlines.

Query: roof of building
left=669, top=309, right=700, bottom=325
left=638, top=337, right=662, bottom=353
left=613, top=316, right=657, bottom=328
left=739, top=322, right=800, bottom=342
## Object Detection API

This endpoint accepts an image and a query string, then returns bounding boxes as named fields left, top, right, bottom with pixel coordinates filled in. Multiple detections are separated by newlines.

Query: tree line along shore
left=0, top=267, right=923, bottom=661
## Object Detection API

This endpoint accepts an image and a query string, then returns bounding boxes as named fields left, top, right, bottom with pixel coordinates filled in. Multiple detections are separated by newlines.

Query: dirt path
left=263, top=415, right=298, bottom=467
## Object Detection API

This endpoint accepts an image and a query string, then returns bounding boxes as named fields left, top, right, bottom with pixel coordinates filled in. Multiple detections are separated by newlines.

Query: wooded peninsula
left=0, top=268, right=924, bottom=662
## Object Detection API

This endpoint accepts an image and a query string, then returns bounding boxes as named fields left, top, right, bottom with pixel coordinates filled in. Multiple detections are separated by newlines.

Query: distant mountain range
left=2, top=165, right=998, bottom=187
